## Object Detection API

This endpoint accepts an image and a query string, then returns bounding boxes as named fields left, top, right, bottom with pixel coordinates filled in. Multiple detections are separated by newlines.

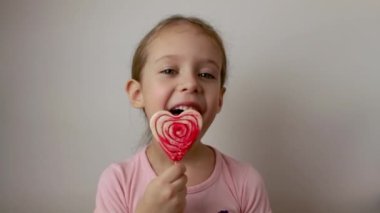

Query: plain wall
left=1, top=0, right=379, bottom=212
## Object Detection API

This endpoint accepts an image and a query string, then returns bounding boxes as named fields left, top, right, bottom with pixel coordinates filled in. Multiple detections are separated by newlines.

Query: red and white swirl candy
left=150, top=109, right=203, bottom=161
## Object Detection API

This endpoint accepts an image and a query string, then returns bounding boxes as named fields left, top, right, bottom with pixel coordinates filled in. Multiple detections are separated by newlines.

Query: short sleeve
left=94, top=164, right=129, bottom=213
left=241, top=166, right=272, bottom=213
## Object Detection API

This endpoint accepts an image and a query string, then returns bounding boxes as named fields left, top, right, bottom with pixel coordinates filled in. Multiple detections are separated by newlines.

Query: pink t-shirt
left=95, top=146, right=272, bottom=213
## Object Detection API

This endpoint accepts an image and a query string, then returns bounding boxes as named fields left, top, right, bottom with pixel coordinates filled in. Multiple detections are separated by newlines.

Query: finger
left=171, top=174, right=187, bottom=191
left=177, top=184, right=187, bottom=197
left=169, top=188, right=187, bottom=209
left=160, top=163, right=186, bottom=183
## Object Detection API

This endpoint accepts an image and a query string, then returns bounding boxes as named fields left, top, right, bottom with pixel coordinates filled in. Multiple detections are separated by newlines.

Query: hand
left=135, top=163, right=187, bottom=213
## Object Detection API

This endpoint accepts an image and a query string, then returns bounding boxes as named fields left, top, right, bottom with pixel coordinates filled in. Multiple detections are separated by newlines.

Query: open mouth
left=169, top=105, right=199, bottom=116
left=170, top=108, right=184, bottom=115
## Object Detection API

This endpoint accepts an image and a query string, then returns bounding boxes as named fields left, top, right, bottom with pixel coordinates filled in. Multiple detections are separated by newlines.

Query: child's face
left=128, top=23, right=225, bottom=140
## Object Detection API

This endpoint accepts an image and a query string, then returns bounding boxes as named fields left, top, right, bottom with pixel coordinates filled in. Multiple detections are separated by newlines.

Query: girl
left=95, top=15, right=272, bottom=213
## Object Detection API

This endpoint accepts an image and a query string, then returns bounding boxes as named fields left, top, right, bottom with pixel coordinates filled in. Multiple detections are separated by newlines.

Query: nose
left=177, top=73, right=202, bottom=94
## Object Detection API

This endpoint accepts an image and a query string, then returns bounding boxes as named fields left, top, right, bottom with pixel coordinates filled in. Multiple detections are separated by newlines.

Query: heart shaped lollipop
left=150, top=109, right=203, bottom=161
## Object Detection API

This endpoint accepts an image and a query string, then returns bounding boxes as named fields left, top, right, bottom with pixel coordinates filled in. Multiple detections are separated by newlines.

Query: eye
left=199, top=72, right=215, bottom=79
left=160, top=68, right=177, bottom=75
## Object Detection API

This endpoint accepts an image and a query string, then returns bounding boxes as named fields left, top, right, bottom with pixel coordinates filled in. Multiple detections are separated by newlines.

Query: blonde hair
left=131, top=14, right=228, bottom=86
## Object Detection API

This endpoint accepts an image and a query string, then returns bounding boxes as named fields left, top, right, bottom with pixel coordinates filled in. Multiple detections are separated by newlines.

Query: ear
left=126, top=79, right=144, bottom=108
left=217, top=86, right=226, bottom=113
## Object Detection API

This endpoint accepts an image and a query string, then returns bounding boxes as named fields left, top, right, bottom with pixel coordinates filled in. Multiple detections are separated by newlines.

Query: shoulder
left=94, top=163, right=131, bottom=212
left=215, top=148, right=272, bottom=212
left=97, top=150, right=143, bottom=184
left=94, top=148, right=148, bottom=212
left=217, top=149, right=263, bottom=182
left=97, top=162, right=128, bottom=188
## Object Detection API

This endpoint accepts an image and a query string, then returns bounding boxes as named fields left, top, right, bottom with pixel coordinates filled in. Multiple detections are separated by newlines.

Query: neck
left=146, top=139, right=213, bottom=175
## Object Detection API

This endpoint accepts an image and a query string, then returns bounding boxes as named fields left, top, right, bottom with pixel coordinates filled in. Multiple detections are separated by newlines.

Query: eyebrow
left=155, top=55, right=221, bottom=69
left=154, top=55, right=181, bottom=63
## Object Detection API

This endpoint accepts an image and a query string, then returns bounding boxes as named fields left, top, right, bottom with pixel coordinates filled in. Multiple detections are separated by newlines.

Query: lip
left=168, top=102, right=204, bottom=115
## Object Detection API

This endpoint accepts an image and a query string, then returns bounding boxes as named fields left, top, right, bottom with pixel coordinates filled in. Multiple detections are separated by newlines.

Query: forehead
left=145, top=23, right=222, bottom=64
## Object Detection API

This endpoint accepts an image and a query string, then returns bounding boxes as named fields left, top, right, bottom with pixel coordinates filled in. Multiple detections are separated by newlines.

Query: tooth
left=172, top=105, right=196, bottom=111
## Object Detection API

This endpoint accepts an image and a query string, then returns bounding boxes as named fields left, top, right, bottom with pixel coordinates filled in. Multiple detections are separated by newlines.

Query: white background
left=1, top=0, right=379, bottom=212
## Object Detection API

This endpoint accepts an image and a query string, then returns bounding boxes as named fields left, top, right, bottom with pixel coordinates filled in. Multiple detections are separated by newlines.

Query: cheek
left=150, top=84, right=169, bottom=101
left=207, top=88, right=222, bottom=105
left=143, top=82, right=170, bottom=104
left=153, top=84, right=168, bottom=96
